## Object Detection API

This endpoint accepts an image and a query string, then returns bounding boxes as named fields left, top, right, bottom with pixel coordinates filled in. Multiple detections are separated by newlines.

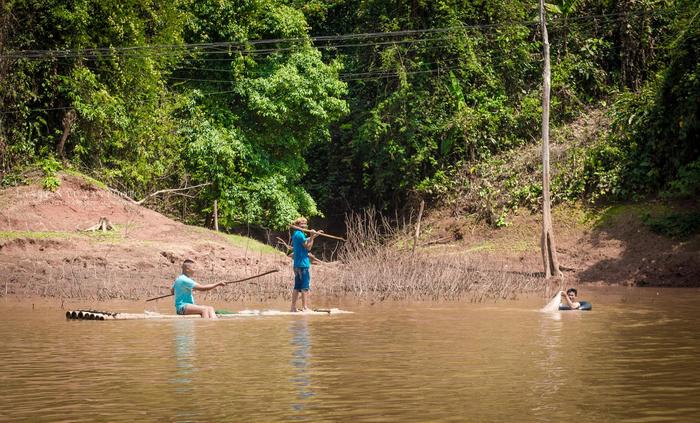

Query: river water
left=1, top=287, right=699, bottom=422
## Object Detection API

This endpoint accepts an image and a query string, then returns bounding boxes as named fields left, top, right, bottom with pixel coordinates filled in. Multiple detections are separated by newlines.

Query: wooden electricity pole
left=539, top=0, right=563, bottom=279
left=213, top=199, right=219, bottom=232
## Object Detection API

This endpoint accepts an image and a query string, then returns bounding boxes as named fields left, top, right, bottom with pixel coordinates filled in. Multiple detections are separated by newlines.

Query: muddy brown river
left=1, top=287, right=699, bottom=422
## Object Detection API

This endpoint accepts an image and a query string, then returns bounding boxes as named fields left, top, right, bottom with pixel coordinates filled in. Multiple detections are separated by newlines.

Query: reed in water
left=333, top=209, right=542, bottom=302
left=5, top=209, right=544, bottom=303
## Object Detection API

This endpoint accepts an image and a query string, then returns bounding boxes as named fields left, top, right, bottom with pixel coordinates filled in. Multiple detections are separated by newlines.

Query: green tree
left=175, top=0, right=348, bottom=228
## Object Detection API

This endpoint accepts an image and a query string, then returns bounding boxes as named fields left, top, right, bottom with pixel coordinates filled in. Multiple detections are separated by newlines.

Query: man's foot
left=290, top=307, right=301, bottom=312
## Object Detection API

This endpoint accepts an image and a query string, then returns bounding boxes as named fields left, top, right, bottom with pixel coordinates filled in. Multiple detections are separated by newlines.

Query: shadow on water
left=289, top=318, right=315, bottom=416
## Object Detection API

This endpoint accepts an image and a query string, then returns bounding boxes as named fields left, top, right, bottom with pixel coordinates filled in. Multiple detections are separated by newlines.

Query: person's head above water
left=566, top=288, right=577, bottom=299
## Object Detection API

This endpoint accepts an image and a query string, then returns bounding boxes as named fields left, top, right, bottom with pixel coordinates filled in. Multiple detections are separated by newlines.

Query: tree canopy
left=1, top=0, right=697, bottom=229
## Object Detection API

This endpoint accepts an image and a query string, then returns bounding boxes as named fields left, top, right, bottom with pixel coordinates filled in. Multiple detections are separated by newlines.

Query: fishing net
left=540, top=292, right=561, bottom=312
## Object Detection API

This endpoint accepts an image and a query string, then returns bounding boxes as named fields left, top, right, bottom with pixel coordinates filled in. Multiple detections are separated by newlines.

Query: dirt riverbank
left=1, top=173, right=698, bottom=302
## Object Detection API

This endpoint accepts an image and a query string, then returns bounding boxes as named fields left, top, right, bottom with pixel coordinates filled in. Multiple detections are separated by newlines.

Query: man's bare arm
left=193, top=282, right=225, bottom=291
left=303, top=230, right=323, bottom=250
left=560, top=291, right=580, bottom=309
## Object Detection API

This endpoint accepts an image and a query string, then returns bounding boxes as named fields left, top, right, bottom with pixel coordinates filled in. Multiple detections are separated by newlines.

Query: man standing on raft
left=172, top=259, right=225, bottom=318
left=290, top=217, right=322, bottom=312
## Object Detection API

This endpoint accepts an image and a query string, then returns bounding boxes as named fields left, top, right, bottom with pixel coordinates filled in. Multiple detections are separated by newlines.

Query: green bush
left=662, top=159, right=700, bottom=200
left=643, top=212, right=700, bottom=239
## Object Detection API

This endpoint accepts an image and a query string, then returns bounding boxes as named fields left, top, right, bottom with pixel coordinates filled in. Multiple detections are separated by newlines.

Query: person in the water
left=560, top=288, right=581, bottom=309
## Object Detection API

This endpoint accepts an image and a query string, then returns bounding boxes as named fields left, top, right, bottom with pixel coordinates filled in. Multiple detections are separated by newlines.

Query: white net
left=540, top=292, right=561, bottom=312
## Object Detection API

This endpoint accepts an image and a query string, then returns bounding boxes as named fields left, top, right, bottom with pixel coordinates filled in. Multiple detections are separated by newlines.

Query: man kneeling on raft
left=171, top=259, right=225, bottom=319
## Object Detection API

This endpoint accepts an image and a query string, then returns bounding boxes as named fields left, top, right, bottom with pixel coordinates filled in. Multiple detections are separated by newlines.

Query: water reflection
left=171, top=320, right=199, bottom=423
left=2, top=289, right=700, bottom=422
left=289, top=318, right=314, bottom=415
left=532, top=310, right=565, bottom=417
left=173, top=320, right=196, bottom=391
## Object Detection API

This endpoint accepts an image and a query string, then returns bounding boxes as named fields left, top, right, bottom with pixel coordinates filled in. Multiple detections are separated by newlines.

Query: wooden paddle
left=146, top=269, right=280, bottom=302
left=290, top=225, right=346, bottom=242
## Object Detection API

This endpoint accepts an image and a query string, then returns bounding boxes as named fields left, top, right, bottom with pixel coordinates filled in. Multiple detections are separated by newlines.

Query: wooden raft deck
left=66, top=309, right=352, bottom=320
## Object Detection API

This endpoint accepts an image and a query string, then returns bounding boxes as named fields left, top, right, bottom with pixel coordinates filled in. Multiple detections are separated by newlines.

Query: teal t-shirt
left=173, top=274, right=196, bottom=311
left=292, top=230, right=310, bottom=268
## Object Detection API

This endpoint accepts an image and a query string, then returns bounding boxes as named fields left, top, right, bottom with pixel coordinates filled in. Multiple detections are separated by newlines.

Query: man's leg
left=207, top=306, right=218, bottom=319
left=290, top=289, right=300, bottom=312
left=301, top=290, right=310, bottom=311
left=301, top=268, right=311, bottom=310
left=182, top=304, right=213, bottom=318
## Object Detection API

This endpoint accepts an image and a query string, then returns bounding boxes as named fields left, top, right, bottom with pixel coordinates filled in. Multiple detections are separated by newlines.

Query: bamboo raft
left=66, top=309, right=352, bottom=320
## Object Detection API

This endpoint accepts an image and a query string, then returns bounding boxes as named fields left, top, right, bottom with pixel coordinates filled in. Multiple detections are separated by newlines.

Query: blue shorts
left=176, top=304, right=189, bottom=315
left=294, top=267, right=311, bottom=291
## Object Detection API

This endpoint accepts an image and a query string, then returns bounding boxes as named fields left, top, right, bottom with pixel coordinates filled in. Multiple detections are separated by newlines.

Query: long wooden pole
left=145, top=269, right=279, bottom=302
left=290, top=225, right=346, bottom=242
left=213, top=199, right=219, bottom=232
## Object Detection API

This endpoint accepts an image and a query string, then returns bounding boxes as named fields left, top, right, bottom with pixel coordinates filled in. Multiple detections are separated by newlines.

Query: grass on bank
left=584, top=203, right=700, bottom=239
left=0, top=229, right=123, bottom=243
left=0, top=230, right=75, bottom=240
left=222, top=232, right=283, bottom=255
left=191, top=226, right=283, bottom=256
left=61, top=169, right=108, bottom=190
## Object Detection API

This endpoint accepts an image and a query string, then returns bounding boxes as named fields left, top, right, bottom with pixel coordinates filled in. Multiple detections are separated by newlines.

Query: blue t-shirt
left=173, top=274, right=196, bottom=311
left=292, top=230, right=310, bottom=268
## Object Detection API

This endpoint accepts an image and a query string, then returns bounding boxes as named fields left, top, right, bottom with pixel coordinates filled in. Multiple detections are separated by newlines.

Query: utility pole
left=213, top=199, right=219, bottom=232
left=540, top=0, right=563, bottom=279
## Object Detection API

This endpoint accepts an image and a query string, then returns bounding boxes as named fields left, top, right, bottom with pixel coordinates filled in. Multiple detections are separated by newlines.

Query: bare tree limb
left=106, top=182, right=211, bottom=205
left=135, top=182, right=211, bottom=205
left=412, top=199, right=425, bottom=256
left=107, top=187, right=137, bottom=204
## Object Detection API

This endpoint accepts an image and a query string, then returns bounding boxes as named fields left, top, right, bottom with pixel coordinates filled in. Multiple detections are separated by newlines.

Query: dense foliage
left=303, top=0, right=697, bottom=214
left=0, top=0, right=697, bottom=230
left=0, top=0, right=347, bottom=229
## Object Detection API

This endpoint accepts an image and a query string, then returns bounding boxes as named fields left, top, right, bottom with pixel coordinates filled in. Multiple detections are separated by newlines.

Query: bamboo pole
left=145, top=269, right=280, bottom=302
left=289, top=225, right=346, bottom=242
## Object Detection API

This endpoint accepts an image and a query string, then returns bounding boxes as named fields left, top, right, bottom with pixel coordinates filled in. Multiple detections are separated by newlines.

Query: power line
left=0, top=22, right=520, bottom=59
left=2, top=31, right=486, bottom=61
left=1, top=61, right=468, bottom=114
left=0, top=9, right=673, bottom=60
left=1, top=10, right=675, bottom=115
left=1, top=15, right=627, bottom=65
left=1, top=11, right=663, bottom=67
left=0, top=106, right=74, bottom=114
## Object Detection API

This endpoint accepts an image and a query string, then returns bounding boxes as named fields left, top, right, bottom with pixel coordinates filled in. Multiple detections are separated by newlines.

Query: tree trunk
left=540, top=0, right=563, bottom=279
left=57, top=109, right=76, bottom=158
